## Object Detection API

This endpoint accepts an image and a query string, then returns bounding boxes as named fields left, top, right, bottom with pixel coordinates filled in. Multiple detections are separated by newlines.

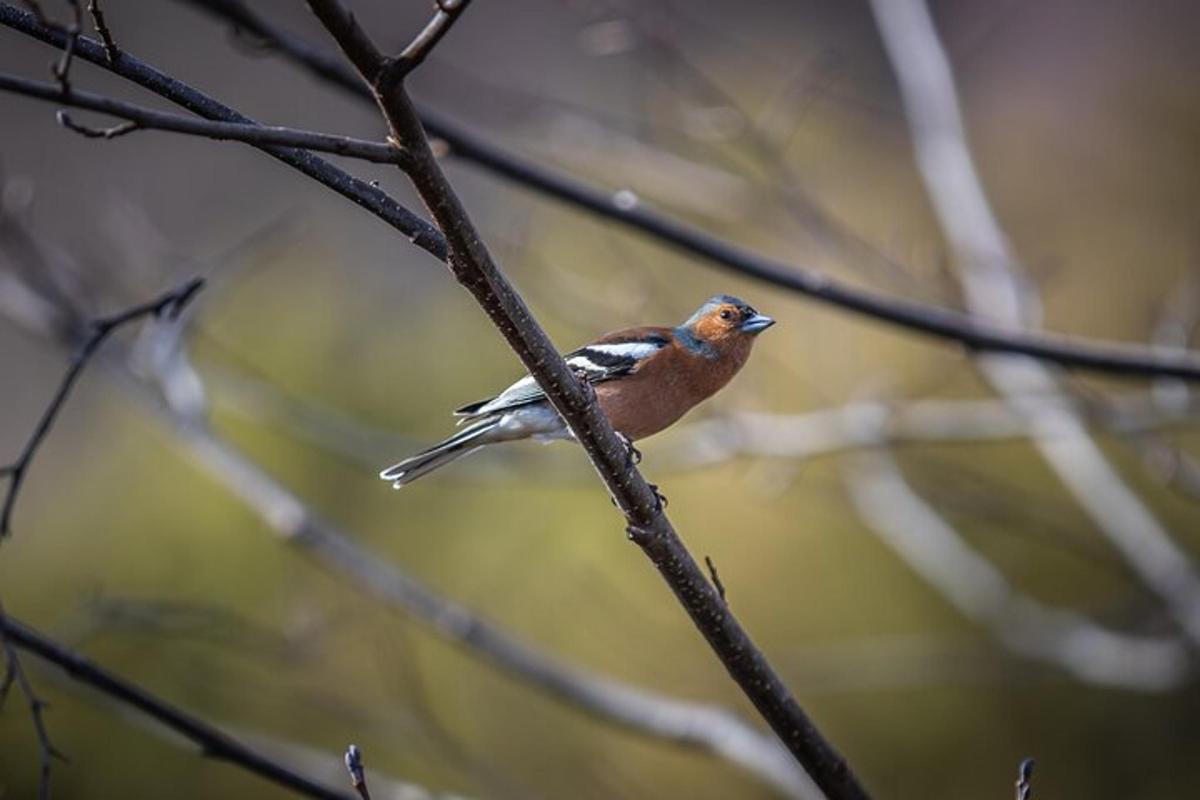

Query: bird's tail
left=380, top=417, right=500, bottom=487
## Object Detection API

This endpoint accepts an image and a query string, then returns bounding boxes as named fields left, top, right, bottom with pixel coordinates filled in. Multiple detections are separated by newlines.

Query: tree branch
left=0, top=4, right=446, bottom=259
left=0, top=72, right=409, bottom=165
left=171, top=0, right=1200, bottom=382
left=0, top=241, right=814, bottom=797
left=386, top=0, right=470, bottom=84
left=85, top=0, right=116, bottom=62
left=0, top=602, right=65, bottom=800
left=302, top=2, right=867, bottom=797
left=0, top=276, right=203, bottom=537
left=869, top=0, right=1200, bottom=650
left=0, top=613, right=356, bottom=800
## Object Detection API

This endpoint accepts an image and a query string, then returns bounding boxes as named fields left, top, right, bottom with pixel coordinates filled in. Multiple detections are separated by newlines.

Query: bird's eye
left=719, top=309, right=733, bottom=321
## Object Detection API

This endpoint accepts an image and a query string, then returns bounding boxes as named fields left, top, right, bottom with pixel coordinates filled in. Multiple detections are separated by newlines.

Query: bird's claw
left=616, top=432, right=642, bottom=468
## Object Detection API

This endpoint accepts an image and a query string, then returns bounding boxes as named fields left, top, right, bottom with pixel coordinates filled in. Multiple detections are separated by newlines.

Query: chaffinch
left=381, top=295, right=775, bottom=487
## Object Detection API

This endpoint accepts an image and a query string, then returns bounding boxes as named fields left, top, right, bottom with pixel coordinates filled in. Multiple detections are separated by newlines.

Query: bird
left=380, top=295, right=775, bottom=487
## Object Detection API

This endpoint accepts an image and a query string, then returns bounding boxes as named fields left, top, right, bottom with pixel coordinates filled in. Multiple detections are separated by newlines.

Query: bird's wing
left=454, top=327, right=672, bottom=419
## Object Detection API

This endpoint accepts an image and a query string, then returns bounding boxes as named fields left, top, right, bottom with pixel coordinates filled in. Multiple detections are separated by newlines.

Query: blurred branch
left=0, top=73, right=410, bottom=164
left=667, top=393, right=1200, bottom=469
left=344, top=745, right=372, bottom=800
left=0, top=275, right=203, bottom=537
left=842, top=450, right=1190, bottom=690
left=167, top=0, right=1200, bottom=382
left=0, top=248, right=814, bottom=799
left=1015, top=757, right=1034, bottom=800
left=0, top=613, right=357, bottom=800
left=0, top=602, right=65, bottom=800
left=304, top=3, right=859, bottom=797
left=869, top=0, right=1200, bottom=648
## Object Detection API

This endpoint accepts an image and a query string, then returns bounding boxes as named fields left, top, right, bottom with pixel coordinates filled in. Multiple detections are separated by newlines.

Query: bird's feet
left=616, top=431, right=642, bottom=469
left=571, top=367, right=597, bottom=402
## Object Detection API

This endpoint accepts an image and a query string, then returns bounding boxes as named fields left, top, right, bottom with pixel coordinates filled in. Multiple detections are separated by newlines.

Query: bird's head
left=680, top=295, right=775, bottom=348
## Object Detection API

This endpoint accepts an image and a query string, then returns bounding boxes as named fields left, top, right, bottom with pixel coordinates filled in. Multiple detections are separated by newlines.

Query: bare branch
left=57, top=109, right=137, bottom=138
left=665, top=393, right=1200, bottom=469
left=0, top=250, right=814, bottom=798
left=0, top=6, right=445, bottom=257
left=305, top=3, right=866, bottom=797
left=705, top=556, right=727, bottom=603
left=172, top=0, right=1200, bottom=382
left=0, top=613, right=357, bottom=800
left=843, top=450, right=1190, bottom=690
left=1015, top=757, right=1035, bottom=800
left=302, top=0, right=382, bottom=82
left=85, top=0, right=117, bottom=62
left=0, top=72, right=408, bottom=164
left=386, top=0, right=471, bottom=83
left=50, top=0, right=80, bottom=91
left=0, top=276, right=204, bottom=537
left=0, top=603, right=66, bottom=800
left=343, top=745, right=372, bottom=800
left=869, top=0, right=1200, bottom=649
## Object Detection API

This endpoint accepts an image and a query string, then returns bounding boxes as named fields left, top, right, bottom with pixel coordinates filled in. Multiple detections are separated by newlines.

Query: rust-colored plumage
left=381, top=295, right=775, bottom=487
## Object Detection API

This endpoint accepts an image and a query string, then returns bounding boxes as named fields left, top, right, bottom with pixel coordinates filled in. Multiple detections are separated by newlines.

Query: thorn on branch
left=1015, top=757, right=1035, bottom=800
left=705, top=555, right=727, bottom=602
left=57, top=110, right=138, bottom=139
left=625, top=523, right=651, bottom=544
left=344, top=744, right=372, bottom=800
left=86, top=0, right=119, bottom=62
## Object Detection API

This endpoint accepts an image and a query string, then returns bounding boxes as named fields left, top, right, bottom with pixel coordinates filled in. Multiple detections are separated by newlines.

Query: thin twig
left=170, top=0, right=1200, bottom=382
left=1015, top=757, right=1034, bottom=800
left=0, top=6, right=446, bottom=257
left=85, top=0, right=117, bottom=61
left=0, top=252, right=814, bottom=798
left=50, top=0, right=80, bottom=91
left=870, top=0, right=1200, bottom=650
left=57, top=109, right=137, bottom=138
left=0, top=72, right=410, bottom=164
left=705, top=556, right=727, bottom=603
left=0, top=602, right=66, bottom=800
left=0, top=613, right=355, bottom=800
left=303, top=3, right=866, bottom=797
left=0, top=276, right=203, bottom=536
left=842, top=449, right=1188, bottom=690
left=343, top=745, right=372, bottom=800
left=385, top=0, right=471, bottom=85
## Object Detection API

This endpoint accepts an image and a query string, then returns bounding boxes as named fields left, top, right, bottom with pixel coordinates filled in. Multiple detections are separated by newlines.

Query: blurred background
left=2, top=0, right=1200, bottom=797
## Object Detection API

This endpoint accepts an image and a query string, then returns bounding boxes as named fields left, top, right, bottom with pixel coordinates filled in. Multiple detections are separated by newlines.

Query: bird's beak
left=740, top=313, right=775, bottom=334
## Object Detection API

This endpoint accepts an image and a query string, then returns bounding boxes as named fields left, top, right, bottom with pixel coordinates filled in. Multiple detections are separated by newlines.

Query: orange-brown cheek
left=693, top=315, right=728, bottom=341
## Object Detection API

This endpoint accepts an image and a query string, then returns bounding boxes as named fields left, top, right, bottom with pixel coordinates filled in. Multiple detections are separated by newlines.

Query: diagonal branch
left=0, top=602, right=66, bottom=800
left=0, top=4, right=446, bottom=259
left=0, top=613, right=356, bottom=800
left=869, top=0, right=1200, bottom=650
left=0, top=276, right=203, bottom=537
left=302, top=2, right=866, bottom=797
left=0, top=72, right=409, bottom=165
left=387, top=0, right=471, bottom=83
left=842, top=450, right=1190, bottom=690
left=0, top=242, right=815, bottom=798
left=170, top=0, right=1200, bottom=382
